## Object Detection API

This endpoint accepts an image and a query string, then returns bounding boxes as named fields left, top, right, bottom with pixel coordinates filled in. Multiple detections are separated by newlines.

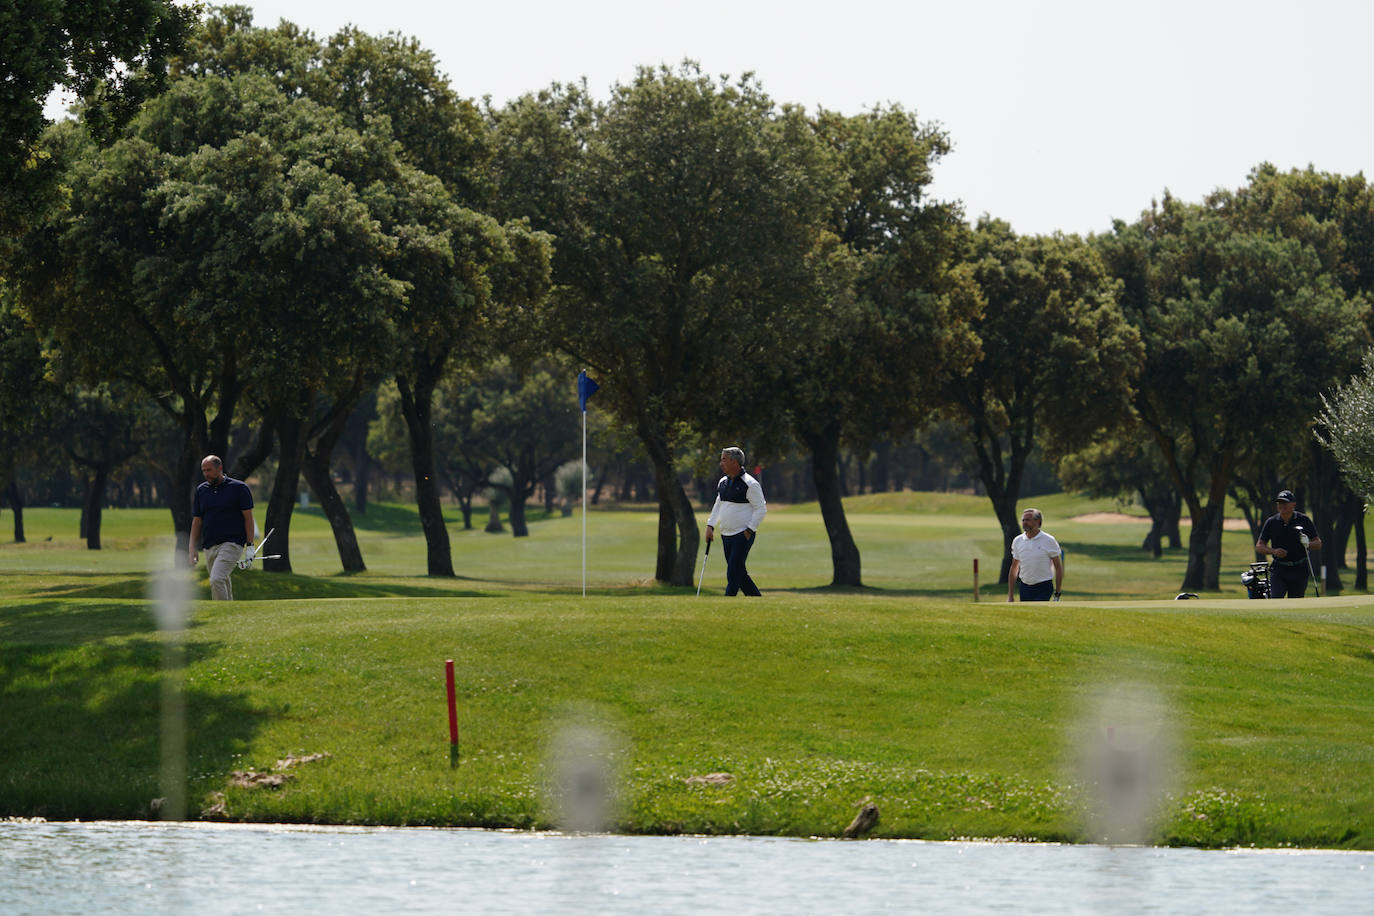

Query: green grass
left=0, top=491, right=1270, bottom=599
left=2, top=494, right=1374, bottom=848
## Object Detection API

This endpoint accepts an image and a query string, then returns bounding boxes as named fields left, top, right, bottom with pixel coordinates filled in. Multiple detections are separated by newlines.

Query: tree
left=370, top=379, right=487, bottom=531
left=62, top=384, right=155, bottom=549
left=306, top=24, right=549, bottom=576
left=0, top=292, right=64, bottom=542
left=168, top=11, right=549, bottom=575
left=491, top=64, right=836, bottom=584
left=1100, top=191, right=1369, bottom=590
left=775, top=105, right=977, bottom=586
left=0, top=0, right=193, bottom=234
left=458, top=356, right=581, bottom=537
left=9, top=72, right=417, bottom=569
left=1057, top=434, right=1181, bottom=557
left=1219, top=165, right=1374, bottom=592
left=1317, top=349, right=1374, bottom=502
left=941, top=220, right=1143, bottom=584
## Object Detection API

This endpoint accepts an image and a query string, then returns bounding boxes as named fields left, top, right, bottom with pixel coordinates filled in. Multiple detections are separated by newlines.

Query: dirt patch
left=230, top=770, right=293, bottom=789
left=1070, top=512, right=1251, bottom=531
left=684, top=772, right=734, bottom=786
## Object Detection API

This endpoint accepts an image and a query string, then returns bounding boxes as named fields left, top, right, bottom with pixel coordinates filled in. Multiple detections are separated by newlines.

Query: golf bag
left=1240, top=561, right=1270, bottom=599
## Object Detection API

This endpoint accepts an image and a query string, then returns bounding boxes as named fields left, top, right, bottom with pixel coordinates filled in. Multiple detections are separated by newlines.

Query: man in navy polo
left=189, top=455, right=256, bottom=600
left=704, top=446, right=767, bottom=596
left=1256, top=489, right=1323, bottom=598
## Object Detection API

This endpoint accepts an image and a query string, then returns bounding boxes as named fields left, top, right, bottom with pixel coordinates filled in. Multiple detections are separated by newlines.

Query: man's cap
left=1276, top=489, right=1297, bottom=502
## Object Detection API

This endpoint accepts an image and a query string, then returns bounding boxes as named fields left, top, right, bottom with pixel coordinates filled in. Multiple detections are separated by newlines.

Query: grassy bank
left=3, top=496, right=1373, bottom=847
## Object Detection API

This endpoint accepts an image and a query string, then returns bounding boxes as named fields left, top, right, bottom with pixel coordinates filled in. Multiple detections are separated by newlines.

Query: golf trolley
left=1241, top=562, right=1271, bottom=599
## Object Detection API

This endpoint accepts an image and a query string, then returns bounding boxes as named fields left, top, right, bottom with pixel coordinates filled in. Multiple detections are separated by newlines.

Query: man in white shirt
left=1007, top=507, right=1063, bottom=602
left=705, top=446, right=767, bottom=596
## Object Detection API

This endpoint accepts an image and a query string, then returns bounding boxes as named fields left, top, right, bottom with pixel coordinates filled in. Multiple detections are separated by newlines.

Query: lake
left=1, top=821, right=1370, bottom=914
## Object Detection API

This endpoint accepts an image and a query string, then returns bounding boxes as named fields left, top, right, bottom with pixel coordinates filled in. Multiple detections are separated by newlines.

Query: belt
left=1273, top=559, right=1307, bottom=567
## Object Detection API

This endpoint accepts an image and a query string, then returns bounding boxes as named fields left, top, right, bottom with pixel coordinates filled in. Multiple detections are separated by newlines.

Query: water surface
left=1, top=821, right=1370, bottom=914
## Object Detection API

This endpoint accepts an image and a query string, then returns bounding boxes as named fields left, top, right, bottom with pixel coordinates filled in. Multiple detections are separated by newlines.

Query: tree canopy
left=1099, top=187, right=1369, bottom=590
left=492, top=64, right=837, bottom=585
left=0, top=0, right=193, bottom=233
left=940, top=219, right=1142, bottom=583
left=774, top=105, right=978, bottom=586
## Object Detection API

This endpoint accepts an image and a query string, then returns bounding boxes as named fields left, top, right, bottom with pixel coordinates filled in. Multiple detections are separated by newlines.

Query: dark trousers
left=1269, top=563, right=1310, bottom=598
left=721, top=531, right=761, bottom=596
left=1017, top=578, right=1054, bottom=602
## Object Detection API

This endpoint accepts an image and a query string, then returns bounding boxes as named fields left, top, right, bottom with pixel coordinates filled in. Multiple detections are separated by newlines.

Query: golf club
left=237, top=526, right=283, bottom=569
left=695, top=539, right=711, bottom=597
left=1301, top=531, right=1320, bottom=597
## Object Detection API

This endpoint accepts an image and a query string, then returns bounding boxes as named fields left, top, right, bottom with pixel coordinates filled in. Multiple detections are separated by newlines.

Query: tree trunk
left=458, top=491, right=474, bottom=530
left=591, top=464, right=607, bottom=505
left=807, top=430, right=862, bottom=587
left=509, top=487, right=529, bottom=537
left=303, top=382, right=368, bottom=573
left=263, top=413, right=308, bottom=574
left=302, top=448, right=365, bottom=573
left=655, top=496, right=675, bottom=582
left=640, top=425, right=697, bottom=586
left=84, top=463, right=108, bottom=550
left=1204, top=512, right=1223, bottom=590
left=228, top=422, right=274, bottom=482
left=396, top=373, right=454, bottom=577
left=164, top=439, right=201, bottom=564
left=1142, top=518, right=1163, bottom=557
left=1166, top=500, right=1183, bottom=549
left=871, top=440, right=891, bottom=493
left=1357, top=506, right=1368, bottom=592
left=1306, top=443, right=1349, bottom=594
left=1138, top=487, right=1182, bottom=557
left=964, top=409, right=1032, bottom=585
left=346, top=390, right=377, bottom=516
left=7, top=480, right=25, bottom=543
left=1180, top=497, right=1225, bottom=592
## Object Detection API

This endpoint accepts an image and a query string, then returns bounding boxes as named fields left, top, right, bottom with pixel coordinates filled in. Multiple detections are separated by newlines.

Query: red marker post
left=445, top=659, right=459, bottom=767
left=973, top=558, right=980, bottom=602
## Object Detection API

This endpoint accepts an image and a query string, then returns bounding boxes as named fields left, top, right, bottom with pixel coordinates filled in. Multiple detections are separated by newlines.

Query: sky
left=51, top=0, right=1374, bottom=236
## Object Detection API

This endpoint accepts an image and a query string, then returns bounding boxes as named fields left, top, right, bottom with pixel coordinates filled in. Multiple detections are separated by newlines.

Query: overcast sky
left=52, top=0, right=1374, bottom=236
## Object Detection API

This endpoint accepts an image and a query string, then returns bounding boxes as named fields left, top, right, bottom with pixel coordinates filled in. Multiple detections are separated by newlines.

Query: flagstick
left=581, top=409, right=587, bottom=598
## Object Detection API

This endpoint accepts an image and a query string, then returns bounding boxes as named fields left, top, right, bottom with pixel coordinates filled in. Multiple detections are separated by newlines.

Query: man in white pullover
left=705, top=446, right=767, bottom=596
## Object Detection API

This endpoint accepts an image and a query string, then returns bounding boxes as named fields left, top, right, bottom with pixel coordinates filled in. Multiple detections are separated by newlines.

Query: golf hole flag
left=578, top=370, right=600, bottom=412
left=577, top=370, right=600, bottom=595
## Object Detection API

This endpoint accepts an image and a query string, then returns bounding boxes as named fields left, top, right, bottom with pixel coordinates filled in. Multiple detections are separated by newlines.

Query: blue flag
left=577, top=370, right=600, bottom=412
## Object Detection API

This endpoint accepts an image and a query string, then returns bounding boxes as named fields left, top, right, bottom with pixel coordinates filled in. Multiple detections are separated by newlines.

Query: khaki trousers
left=205, top=542, right=242, bottom=601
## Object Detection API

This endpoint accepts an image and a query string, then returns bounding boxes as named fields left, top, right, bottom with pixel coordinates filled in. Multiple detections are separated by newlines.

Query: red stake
left=445, top=659, right=459, bottom=767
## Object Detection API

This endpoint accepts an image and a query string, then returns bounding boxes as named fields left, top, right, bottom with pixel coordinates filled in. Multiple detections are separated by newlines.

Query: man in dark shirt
left=189, top=455, right=256, bottom=600
left=1255, top=489, right=1322, bottom=598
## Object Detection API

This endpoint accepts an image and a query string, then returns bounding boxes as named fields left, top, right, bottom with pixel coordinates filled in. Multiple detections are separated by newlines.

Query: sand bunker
left=1070, top=512, right=1250, bottom=531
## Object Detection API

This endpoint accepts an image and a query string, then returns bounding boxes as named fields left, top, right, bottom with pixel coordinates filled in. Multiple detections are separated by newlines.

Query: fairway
left=0, top=489, right=1327, bottom=599
left=3, top=494, right=1374, bottom=848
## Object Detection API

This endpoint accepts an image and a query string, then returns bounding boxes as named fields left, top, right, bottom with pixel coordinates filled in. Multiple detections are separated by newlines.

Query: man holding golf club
left=704, top=446, right=767, bottom=596
left=1008, top=507, right=1063, bottom=602
left=188, top=455, right=256, bottom=600
left=1255, top=489, right=1323, bottom=598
